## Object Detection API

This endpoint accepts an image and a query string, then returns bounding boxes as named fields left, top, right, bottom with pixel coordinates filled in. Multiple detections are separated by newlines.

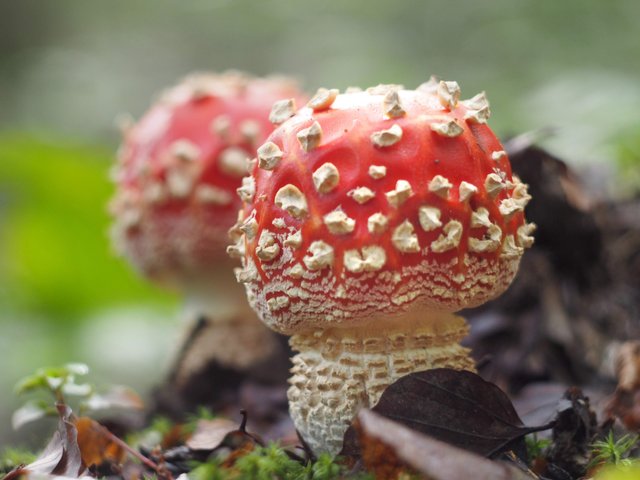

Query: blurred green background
left=1, top=0, right=639, bottom=447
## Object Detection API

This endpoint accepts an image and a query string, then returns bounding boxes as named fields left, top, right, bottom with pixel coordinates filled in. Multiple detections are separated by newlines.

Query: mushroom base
left=173, top=307, right=281, bottom=385
left=288, top=311, right=475, bottom=455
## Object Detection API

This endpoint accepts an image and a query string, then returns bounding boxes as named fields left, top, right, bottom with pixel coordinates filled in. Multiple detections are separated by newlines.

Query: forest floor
left=2, top=143, right=639, bottom=479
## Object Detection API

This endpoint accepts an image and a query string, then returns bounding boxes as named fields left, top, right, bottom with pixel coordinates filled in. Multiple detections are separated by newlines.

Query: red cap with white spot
left=109, top=71, right=307, bottom=286
left=232, top=79, right=535, bottom=334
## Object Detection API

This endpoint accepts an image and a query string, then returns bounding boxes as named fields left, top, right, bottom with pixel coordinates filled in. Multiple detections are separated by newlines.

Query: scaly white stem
left=288, top=310, right=476, bottom=454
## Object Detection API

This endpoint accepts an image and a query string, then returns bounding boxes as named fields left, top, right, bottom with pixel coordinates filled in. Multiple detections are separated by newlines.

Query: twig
left=96, top=423, right=170, bottom=478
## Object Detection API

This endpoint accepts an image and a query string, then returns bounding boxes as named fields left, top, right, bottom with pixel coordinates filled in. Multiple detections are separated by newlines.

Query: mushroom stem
left=174, top=272, right=280, bottom=380
left=288, top=310, right=476, bottom=454
left=182, top=269, right=250, bottom=322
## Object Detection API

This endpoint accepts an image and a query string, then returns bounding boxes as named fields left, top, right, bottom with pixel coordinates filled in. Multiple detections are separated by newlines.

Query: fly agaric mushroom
left=109, top=71, right=306, bottom=380
left=231, top=79, right=535, bottom=454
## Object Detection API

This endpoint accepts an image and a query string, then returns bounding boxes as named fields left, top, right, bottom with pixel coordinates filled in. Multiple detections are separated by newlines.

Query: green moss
left=234, top=444, right=306, bottom=479
left=189, top=444, right=374, bottom=480
left=189, top=461, right=230, bottom=480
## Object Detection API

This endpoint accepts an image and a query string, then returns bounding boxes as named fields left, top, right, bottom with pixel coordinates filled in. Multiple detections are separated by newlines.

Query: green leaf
left=15, top=363, right=92, bottom=395
left=14, top=373, right=48, bottom=395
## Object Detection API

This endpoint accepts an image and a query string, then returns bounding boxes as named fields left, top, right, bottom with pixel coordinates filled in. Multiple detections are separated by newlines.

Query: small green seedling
left=590, top=431, right=639, bottom=469
left=12, top=363, right=142, bottom=430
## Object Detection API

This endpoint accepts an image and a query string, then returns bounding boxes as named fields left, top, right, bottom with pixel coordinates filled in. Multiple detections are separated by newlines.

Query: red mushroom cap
left=232, top=81, right=535, bottom=334
left=110, top=71, right=307, bottom=287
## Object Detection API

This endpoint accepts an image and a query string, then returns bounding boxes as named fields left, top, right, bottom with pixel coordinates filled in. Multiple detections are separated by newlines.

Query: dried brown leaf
left=74, top=416, right=125, bottom=468
left=343, top=369, right=550, bottom=458
left=355, top=409, right=537, bottom=480
left=186, top=418, right=238, bottom=451
left=604, top=341, right=640, bottom=431
left=4, top=405, right=86, bottom=480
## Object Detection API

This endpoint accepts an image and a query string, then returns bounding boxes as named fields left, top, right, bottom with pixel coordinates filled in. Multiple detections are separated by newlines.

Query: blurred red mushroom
left=231, top=79, right=535, bottom=453
left=109, top=71, right=306, bottom=393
